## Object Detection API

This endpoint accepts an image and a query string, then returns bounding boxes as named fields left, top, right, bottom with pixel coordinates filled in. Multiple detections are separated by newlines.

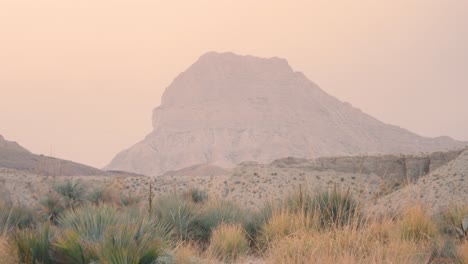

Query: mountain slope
left=368, top=148, right=468, bottom=215
left=107, top=52, right=467, bottom=176
left=0, top=135, right=106, bottom=176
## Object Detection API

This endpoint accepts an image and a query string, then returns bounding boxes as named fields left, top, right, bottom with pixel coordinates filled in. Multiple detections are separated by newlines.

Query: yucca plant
left=99, top=224, right=163, bottom=264
left=16, top=223, right=53, bottom=264
left=39, top=193, right=64, bottom=224
left=185, top=188, right=209, bottom=204
left=153, top=194, right=196, bottom=241
left=53, top=229, right=98, bottom=264
left=54, top=179, right=85, bottom=210
left=58, top=204, right=119, bottom=242
left=0, top=204, right=34, bottom=231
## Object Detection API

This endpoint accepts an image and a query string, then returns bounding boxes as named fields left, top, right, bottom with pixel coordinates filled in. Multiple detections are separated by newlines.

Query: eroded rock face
left=106, top=52, right=467, bottom=176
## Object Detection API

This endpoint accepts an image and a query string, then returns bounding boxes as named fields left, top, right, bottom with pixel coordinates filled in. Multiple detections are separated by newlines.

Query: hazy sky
left=1, top=0, right=467, bottom=168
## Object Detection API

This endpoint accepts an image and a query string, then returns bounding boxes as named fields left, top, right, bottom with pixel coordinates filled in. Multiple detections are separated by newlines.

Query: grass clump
left=54, top=179, right=85, bottom=209
left=400, top=205, right=438, bottom=241
left=191, top=201, right=247, bottom=243
left=311, top=187, right=360, bottom=229
left=185, top=188, right=208, bottom=204
left=16, top=223, right=53, bottom=264
left=209, top=224, right=249, bottom=262
left=153, top=194, right=196, bottom=241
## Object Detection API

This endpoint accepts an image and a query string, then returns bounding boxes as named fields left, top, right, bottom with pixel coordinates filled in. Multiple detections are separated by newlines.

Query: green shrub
left=16, top=223, right=53, bottom=264
left=39, top=194, right=64, bottom=223
left=153, top=194, right=196, bottom=241
left=185, top=188, right=208, bottom=204
left=54, top=179, right=85, bottom=209
left=99, top=224, right=163, bottom=264
left=58, top=204, right=119, bottom=242
left=53, top=229, right=97, bottom=264
left=0, top=204, right=34, bottom=231
left=191, top=201, right=247, bottom=243
left=311, top=188, right=360, bottom=229
left=119, top=192, right=141, bottom=207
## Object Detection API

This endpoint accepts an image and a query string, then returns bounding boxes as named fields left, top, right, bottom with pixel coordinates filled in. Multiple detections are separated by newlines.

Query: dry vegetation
left=0, top=178, right=467, bottom=264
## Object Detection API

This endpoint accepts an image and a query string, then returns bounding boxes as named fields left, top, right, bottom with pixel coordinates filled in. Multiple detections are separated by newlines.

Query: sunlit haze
left=1, top=0, right=467, bottom=168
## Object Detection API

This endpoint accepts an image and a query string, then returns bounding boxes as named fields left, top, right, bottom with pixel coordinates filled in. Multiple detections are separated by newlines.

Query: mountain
left=0, top=135, right=106, bottom=176
left=106, top=52, right=467, bottom=176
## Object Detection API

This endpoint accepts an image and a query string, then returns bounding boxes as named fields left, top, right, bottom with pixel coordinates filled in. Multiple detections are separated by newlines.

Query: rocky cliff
left=107, top=52, right=467, bottom=176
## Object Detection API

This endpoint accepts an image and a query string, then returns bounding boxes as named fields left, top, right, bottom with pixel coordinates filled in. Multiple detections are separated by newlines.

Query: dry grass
left=399, top=205, right=438, bottom=241
left=458, top=241, right=468, bottom=263
left=0, top=237, right=18, bottom=264
left=174, top=242, right=201, bottom=264
left=208, top=224, right=249, bottom=262
left=266, top=222, right=433, bottom=264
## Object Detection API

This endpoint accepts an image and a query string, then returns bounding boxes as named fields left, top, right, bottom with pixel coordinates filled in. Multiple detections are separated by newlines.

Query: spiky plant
left=54, top=179, right=85, bottom=210
left=39, top=193, right=64, bottom=223
left=311, top=187, right=360, bottom=229
left=16, top=223, right=53, bottom=264
left=153, top=194, right=196, bottom=241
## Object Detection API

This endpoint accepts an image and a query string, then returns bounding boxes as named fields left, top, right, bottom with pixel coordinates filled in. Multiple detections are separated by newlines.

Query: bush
left=119, top=192, right=141, bottom=207
left=311, top=188, right=361, bottom=229
left=441, top=204, right=468, bottom=234
left=185, top=188, right=208, bottom=204
left=54, top=179, right=85, bottom=209
left=0, top=204, right=34, bottom=231
left=400, top=205, right=438, bottom=241
left=58, top=204, right=119, bottom=242
left=16, top=223, right=53, bottom=264
left=209, top=224, right=249, bottom=262
left=191, top=201, right=247, bottom=243
left=153, top=194, right=196, bottom=241
left=39, top=193, right=64, bottom=223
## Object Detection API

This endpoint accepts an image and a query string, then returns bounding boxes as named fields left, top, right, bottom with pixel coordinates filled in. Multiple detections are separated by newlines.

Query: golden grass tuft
left=0, top=237, right=18, bottom=264
left=400, top=204, right=438, bottom=241
left=174, top=242, right=200, bottom=264
left=209, top=223, right=249, bottom=262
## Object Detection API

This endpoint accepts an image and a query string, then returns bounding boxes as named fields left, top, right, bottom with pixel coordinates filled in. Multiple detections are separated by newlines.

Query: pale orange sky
left=1, top=0, right=467, bottom=168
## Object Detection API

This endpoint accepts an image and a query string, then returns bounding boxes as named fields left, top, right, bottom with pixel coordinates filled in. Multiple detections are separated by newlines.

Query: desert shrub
left=311, top=188, right=361, bottom=229
left=209, top=224, right=249, bottom=262
left=185, top=188, right=208, bottom=204
left=119, top=192, right=141, bottom=207
left=55, top=205, right=171, bottom=263
left=0, top=204, right=34, bottom=231
left=99, top=224, right=163, bottom=264
left=190, top=201, right=247, bottom=243
left=153, top=194, right=196, bottom=241
left=441, top=204, right=468, bottom=234
left=16, top=223, right=53, bottom=264
left=243, top=202, right=273, bottom=244
left=39, top=193, right=64, bottom=223
left=53, top=229, right=98, bottom=264
left=87, top=186, right=117, bottom=206
left=173, top=242, right=200, bottom=264
left=400, top=205, right=438, bottom=241
left=258, top=210, right=317, bottom=250
left=54, top=179, right=85, bottom=209
left=58, top=204, right=119, bottom=242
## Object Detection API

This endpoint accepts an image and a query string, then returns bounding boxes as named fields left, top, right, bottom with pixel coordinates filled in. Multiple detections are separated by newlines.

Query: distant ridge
left=107, top=52, right=467, bottom=176
left=0, top=135, right=106, bottom=176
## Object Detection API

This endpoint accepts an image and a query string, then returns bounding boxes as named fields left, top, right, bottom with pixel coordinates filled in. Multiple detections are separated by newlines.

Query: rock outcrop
left=106, top=52, right=467, bottom=176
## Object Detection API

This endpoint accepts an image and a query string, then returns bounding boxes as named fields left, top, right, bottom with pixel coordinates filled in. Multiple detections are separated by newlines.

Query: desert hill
left=369, top=148, right=468, bottom=216
left=0, top=135, right=106, bottom=176
left=106, top=52, right=467, bottom=176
